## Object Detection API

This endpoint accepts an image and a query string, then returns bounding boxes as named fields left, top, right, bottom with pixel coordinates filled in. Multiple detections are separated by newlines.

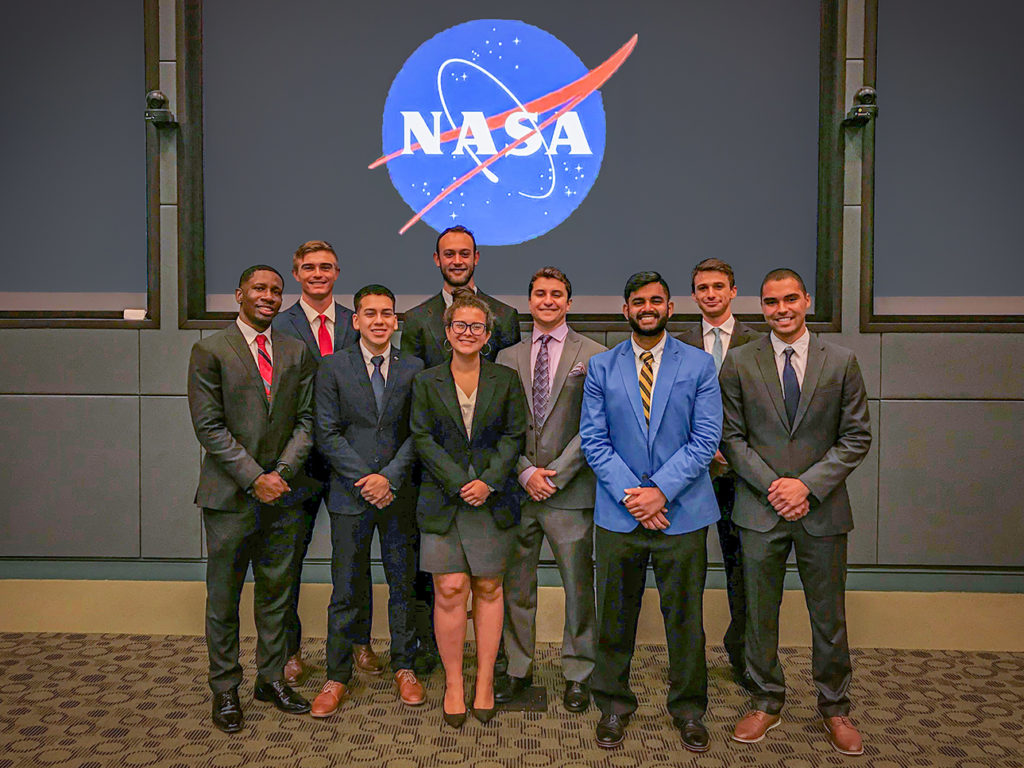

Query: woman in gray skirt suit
left=410, top=289, right=527, bottom=727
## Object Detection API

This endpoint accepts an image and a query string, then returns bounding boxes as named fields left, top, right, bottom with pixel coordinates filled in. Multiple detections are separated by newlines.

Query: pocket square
left=568, top=363, right=587, bottom=377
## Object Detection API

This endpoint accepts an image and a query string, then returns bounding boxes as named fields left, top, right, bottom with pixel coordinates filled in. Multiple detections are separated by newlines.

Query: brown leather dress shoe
left=732, top=710, right=781, bottom=743
left=823, top=716, right=864, bottom=755
left=394, top=669, right=425, bottom=706
left=353, top=644, right=383, bottom=675
left=310, top=680, right=348, bottom=718
left=283, top=653, right=307, bottom=686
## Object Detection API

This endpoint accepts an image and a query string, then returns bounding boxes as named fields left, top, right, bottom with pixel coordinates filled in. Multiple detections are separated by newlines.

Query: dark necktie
left=783, top=347, right=800, bottom=427
left=533, top=334, right=552, bottom=426
left=255, top=334, right=272, bottom=401
left=370, top=355, right=385, bottom=412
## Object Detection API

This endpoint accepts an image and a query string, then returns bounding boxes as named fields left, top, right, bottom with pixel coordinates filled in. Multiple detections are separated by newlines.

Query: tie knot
left=711, top=327, right=721, bottom=339
left=256, top=334, right=268, bottom=350
left=538, top=334, right=551, bottom=346
left=371, top=355, right=384, bottom=369
left=783, top=347, right=795, bottom=361
left=318, top=314, right=328, bottom=324
left=640, top=350, right=654, bottom=365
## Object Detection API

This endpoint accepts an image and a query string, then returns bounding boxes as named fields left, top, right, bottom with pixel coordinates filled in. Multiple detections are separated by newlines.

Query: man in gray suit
left=188, top=265, right=317, bottom=733
left=719, top=268, right=871, bottom=756
left=676, top=258, right=760, bottom=684
left=495, top=267, right=606, bottom=713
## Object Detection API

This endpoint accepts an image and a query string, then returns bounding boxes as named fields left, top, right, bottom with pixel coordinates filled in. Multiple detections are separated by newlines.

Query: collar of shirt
left=441, top=286, right=478, bottom=307
left=299, top=296, right=335, bottom=328
left=702, top=314, right=735, bottom=356
left=236, top=317, right=271, bottom=361
left=630, top=332, right=667, bottom=366
left=359, top=339, right=392, bottom=380
left=770, top=328, right=810, bottom=386
left=532, top=322, right=569, bottom=344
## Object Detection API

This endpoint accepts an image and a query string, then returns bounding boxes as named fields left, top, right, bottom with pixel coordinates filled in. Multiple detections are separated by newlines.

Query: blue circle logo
left=372, top=20, right=636, bottom=246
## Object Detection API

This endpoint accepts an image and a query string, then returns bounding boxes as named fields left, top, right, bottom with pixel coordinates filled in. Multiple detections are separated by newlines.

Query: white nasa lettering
left=400, top=110, right=593, bottom=157
left=503, top=112, right=543, bottom=156
left=452, top=112, right=498, bottom=156
left=546, top=112, right=592, bottom=155
left=402, top=111, right=443, bottom=155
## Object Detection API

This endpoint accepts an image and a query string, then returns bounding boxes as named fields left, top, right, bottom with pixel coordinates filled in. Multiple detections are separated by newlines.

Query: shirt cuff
left=518, top=466, right=537, bottom=489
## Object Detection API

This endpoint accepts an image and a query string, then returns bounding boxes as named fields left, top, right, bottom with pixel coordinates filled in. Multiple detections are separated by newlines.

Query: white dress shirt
left=236, top=318, right=272, bottom=367
left=702, top=314, right=736, bottom=358
left=630, top=332, right=668, bottom=394
left=769, top=329, right=810, bottom=388
left=299, top=296, right=335, bottom=343
left=359, top=340, right=392, bottom=382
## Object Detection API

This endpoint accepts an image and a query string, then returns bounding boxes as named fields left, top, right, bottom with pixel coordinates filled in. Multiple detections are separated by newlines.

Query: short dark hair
left=442, top=287, right=494, bottom=330
left=353, top=284, right=395, bottom=312
left=690, top=258, right=735, bottom=292
left=528, top=266, right=572, bottom=299
left=623, top=271, right=670, bottom=302
left=292, top=240, right=338, bottom=272
left=238, top=264, right=283, bottom=288
left=760, top=268, right=808, bottom=295
left=435, top=225, right=477, bottom=254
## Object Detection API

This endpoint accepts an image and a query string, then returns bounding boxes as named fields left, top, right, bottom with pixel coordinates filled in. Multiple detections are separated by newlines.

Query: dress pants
left=740, top=521, right=852, bottom=717
left=203, top=500, right=304, bottom=693
left=283, top=488, right=323, bottom=658
left=592, top=525, right=708, bottom=721
left=326, top=503, right=418, bottom=682
left=713, top=476, right=746, bottom=668
left=503, top=500, right=596, bottom=682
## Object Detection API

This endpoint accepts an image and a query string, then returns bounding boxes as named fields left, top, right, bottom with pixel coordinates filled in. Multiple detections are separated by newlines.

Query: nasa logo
left=371, top=19, right=636, bottom=246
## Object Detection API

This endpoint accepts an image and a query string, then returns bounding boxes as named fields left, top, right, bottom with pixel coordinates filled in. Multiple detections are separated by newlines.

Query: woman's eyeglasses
left=449, top=320, right=488, bottom=336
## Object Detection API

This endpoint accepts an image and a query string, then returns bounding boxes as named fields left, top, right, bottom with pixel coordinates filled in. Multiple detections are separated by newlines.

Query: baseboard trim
left=1, top=580, right=1021, bottom=651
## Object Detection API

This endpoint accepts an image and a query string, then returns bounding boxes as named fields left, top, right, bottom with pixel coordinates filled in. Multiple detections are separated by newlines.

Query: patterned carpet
left=0, top=633, right=1021, bottom=767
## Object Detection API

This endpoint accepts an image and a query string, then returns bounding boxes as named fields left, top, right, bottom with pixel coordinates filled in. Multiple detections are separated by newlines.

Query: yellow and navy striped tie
left=639, top=350, right=654, bottom=423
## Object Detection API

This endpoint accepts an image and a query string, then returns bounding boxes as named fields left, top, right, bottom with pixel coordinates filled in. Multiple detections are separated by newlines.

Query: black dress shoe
left=494, top=674, right=532, bottom=703
left=413, top=642, right=440, bottom=676
left=675, top=718, right=710, bottom=753
left=211, top=688, right=243, bottom=733
left=254, top=679, right=311, bottom=714
left=595, top=713, right=629, bottom=748
left=562, top=680, right=590, bottom=713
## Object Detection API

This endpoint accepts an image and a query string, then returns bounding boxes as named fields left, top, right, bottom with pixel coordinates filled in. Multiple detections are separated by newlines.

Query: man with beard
left=400, top=225, right=521, bottom=672
left=580, top=272, right=722, bottom=752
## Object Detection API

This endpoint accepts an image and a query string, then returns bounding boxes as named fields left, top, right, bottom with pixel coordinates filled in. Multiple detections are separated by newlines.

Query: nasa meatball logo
left=370, top=20, right=636, bottom=246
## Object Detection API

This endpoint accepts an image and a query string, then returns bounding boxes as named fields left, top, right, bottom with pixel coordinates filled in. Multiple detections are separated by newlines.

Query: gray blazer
left=188, top=323, right=317, bottom=511
left=718, top=333, right=871, bottom=536
left=676, top=319, right=761, bottom=357
left=497, top=328, right=607, bottom=510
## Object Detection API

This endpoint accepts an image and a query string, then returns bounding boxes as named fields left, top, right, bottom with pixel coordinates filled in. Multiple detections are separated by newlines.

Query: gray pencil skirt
left=420, top=507, right=514, bottom=578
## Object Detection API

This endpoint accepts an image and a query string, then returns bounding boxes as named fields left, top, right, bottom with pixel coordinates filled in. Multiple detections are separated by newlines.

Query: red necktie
left=255, top=334, right=273, bottom=400
left=317, top=314, right=333, bottom=356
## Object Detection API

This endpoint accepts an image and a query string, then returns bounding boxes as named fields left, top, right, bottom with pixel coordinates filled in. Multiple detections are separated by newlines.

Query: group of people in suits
left=186, top=229, right=871, bottom=757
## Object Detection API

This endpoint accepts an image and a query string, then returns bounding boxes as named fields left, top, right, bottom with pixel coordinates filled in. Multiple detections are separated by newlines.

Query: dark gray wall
left=0, top=0, right=1021, bottom=590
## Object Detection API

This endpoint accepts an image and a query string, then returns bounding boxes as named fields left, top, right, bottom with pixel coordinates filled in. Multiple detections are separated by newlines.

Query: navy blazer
left=410, top=359, right=528, bottom=534
left=314, top=345, right=424, bottom=515
left=273, top=300, right=359, bottom=362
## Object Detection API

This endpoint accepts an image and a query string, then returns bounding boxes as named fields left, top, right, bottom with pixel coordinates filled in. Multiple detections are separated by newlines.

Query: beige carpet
left=0, top=632, right=1021, bottom=767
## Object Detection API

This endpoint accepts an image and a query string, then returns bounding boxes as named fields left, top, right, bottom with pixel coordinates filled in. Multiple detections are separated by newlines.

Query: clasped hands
left=355, top=473, right=394, bottom=509
left=252, top=471, right=289, bottom=504
left=768, top=477, right=811, bottom=521
left=459, top=479, right=491, bottom=507
left=623, top=485, right=670, bottom=530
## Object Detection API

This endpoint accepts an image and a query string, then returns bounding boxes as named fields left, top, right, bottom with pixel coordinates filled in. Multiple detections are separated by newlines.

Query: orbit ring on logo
left=370, top=20, right=637, bottom=246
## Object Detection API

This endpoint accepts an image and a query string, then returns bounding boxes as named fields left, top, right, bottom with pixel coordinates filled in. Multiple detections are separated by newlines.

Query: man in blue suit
left=581, top=272, right=722, bottom=752
left=310, top=284, right=425, bottom=717
left=272, top=240, right=361, bottom=683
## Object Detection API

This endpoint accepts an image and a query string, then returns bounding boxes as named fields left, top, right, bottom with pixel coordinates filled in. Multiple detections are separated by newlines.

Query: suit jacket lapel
left=754, top=336, right=789, bottom=429
left=346, top=346, right=378, bottom=416
left=515, top=339, right=534, bottom=416
left=470, top=363, right=497, bottom=440
left=791, top=333, right=825, bottom=432
left=616, top=343, right=648, bottom=435
left=284, top=304, right=319, bottom=360
left=648, top=340, right=680, bottom=442
left=226, top=324, right=270, bottom=410
left=435, top=367, right=468, bottom=443
left=548, top=331, right=579, bottom=409
left=424, top=294, right=447, bottom=362
left=378, top=348, right=404, bottom=416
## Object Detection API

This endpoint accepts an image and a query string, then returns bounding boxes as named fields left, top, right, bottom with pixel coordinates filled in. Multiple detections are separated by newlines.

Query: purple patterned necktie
left=533, top=334, right=552, bottom=426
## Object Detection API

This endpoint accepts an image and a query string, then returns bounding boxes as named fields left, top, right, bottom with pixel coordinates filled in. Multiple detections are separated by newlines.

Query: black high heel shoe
left=442, top=688, right=468, bottom=729
left=472, top=704, right=497, bottom=724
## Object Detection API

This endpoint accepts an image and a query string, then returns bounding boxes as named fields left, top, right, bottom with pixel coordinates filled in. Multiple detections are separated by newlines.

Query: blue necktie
left=371, top=355, right=385, bottom=413
left=711, top=327, right=723, bottom=373
left=782, top=347, right=800, bottom=428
